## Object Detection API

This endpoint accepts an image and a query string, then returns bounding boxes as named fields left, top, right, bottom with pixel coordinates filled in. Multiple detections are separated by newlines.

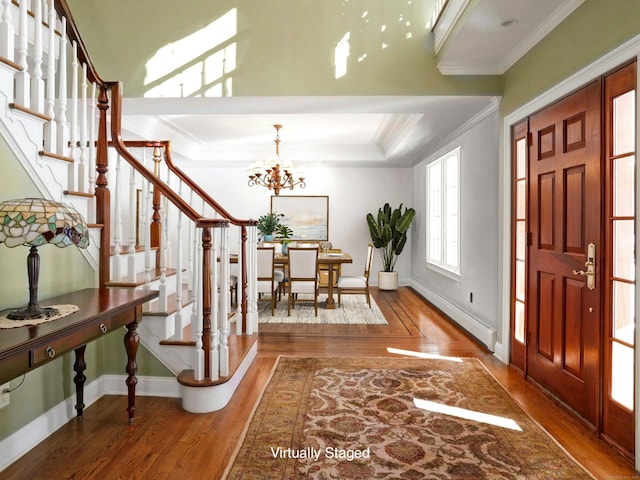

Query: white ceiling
left=435, top=0, right=584, bottom=74
left=119, top=0, right=582, bottom=169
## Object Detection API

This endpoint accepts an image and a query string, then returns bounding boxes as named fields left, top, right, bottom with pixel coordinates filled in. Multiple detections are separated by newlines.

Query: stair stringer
left=137, top=312, right=193, bottom=375
left=0, top=65, right=99, bottom=271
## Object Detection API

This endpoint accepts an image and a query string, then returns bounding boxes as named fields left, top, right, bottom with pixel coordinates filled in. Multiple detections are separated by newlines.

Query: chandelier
left=247, top=124, right=306, bottom=196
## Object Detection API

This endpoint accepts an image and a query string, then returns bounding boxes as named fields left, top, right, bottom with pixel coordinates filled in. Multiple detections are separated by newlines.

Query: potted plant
left=275, top=223, right=294, bottom=255
left=366, top=203, right=416, bottom=290
left=257, top=212, right=284, bottom=241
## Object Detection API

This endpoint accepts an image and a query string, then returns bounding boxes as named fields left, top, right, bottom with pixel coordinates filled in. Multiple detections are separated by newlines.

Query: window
left=426, top=147, right=460, bottom=276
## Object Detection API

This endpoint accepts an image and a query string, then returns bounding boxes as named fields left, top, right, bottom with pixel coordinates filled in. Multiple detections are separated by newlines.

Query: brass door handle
left=572, top=242, right=596, bottom=290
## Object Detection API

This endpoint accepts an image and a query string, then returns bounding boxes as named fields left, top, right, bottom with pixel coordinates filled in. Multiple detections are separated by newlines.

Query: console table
left=0, top=288, right=159, bottom=423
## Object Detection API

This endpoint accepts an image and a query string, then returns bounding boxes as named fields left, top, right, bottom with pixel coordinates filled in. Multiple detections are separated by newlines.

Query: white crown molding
left=414, top=96, right=500, bottom=165
left=374, top=113, right=423, bottom=157
left=433, top=0, right=474, bottom=55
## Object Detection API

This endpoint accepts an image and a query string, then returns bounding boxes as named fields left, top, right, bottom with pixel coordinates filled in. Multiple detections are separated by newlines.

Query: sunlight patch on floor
left=414, top=398, right=523, bottom=431
left=386, top=347, right=462, bottom=362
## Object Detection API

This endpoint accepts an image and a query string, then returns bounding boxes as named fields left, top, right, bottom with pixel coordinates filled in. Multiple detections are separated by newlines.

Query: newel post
left=95, top=83, right=111, bottom=287
left=201, top=226, right=212, bottom=379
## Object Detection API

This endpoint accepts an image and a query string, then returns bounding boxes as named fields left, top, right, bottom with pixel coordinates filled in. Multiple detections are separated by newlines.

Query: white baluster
left=173, top=180, right=184, bottom=340
left=127, top=163, right=137, bottom=282
left=210, top=227, right=219, bottom=381
left=55, top=17, right=69, bottom=156
left=43, top=0, right=57, bottom=152
left=158, top=192, right=168, bottom=312
left=112, top=153, right=122, bottom=281
left=14, top=0, right=29, bottom=107
left=219, top=227, right=229, bottom=376
left=67, top=41, right=79, bottom=190
left=77, top=63, right=88, bottom=192
left=190, top=218, right=199, bottom=340
left=31, top=0, right=45, bottom=112
left=193, top=239, right=204, bottom=381
left=0, top=0, right=14, bottom=60
left=236, top=232, right=244, bottom=335
left=248, top=225, right=259, bottom=335
left=186, top=189, right=194, bottom=292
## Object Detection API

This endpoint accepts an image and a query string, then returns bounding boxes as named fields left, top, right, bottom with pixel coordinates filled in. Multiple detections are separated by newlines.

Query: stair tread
left=105, top=267, right=183, bottom=287
left=110, top=244, right=159, bottom=255
left=0, top=56, right=21, bottom=71
left=143, top=285, right=193, bottom=316
left=39, top=150, right=74, bottom=163
left=64, top=190, right=94, bottom=198
left=176, top=333, right=258, bottom=387
left=9, top=102, right=51, bottom=122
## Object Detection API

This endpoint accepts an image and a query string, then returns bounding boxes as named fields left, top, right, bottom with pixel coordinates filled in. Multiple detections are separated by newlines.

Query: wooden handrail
left=163, top=145, right=257, bottom=228
left=54, top=0, right=104, bottom=87
left=107, top=81, right=228, bottom=227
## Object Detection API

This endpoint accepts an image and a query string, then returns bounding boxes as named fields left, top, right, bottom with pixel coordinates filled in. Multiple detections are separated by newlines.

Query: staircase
left=0, top=0, right=260, bottom=414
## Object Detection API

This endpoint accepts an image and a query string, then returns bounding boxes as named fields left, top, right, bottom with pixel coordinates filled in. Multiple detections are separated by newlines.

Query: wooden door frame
left=499, top=37, right=640, bottom=468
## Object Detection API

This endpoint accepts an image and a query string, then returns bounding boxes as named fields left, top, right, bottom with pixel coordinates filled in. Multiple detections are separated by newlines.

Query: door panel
left=527, top=81, right=601, bottom=426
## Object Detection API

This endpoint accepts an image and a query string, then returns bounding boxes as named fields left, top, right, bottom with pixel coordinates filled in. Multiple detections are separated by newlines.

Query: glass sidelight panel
left=613, top=220, right=635, bottom=281
left=613, top=281, right=635, bottom=345
left=613, top=91, right=635, bottom=156
left=611, top=342, right=634, bottom=409
left=614, top=155, right=635, bottom=217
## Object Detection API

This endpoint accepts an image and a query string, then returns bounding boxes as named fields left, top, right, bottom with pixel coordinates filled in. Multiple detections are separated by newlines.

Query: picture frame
left=271, top=195, right=329, bottom=241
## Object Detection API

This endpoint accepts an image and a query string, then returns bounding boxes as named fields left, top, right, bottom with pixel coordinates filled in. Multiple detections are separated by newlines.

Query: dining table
left=274, top=251, right=353, bottom=309
left=228, top=251, right=353, bottom=309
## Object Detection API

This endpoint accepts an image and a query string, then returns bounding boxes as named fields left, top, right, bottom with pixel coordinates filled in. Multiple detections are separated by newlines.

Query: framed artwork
left=271, top=195, right=329, bottom=241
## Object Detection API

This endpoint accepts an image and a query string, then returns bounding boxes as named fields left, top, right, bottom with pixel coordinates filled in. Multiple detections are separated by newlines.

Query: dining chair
left=287, top=247, right=319, bottom=316
left=337, top=243, right=374, bottom=307
left=257, top=247, right=280, bottom=315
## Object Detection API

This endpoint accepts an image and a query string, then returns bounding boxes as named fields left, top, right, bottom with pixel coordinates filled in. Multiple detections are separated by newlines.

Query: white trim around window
left=426, top=146, right=461, bottom=278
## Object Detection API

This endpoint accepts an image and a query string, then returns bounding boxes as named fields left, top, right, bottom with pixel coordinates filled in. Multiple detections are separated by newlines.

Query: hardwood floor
left=1, top=287, right=635, bottom=479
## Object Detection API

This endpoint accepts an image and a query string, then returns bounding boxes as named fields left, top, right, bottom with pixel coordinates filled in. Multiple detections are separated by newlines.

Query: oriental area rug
left=223, top=357, right=594, bottom=480
left=257, top=295, right=387, bottom=325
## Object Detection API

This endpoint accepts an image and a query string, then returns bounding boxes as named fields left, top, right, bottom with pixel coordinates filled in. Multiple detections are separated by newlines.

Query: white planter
left=378, top=271, right=398, bottom=290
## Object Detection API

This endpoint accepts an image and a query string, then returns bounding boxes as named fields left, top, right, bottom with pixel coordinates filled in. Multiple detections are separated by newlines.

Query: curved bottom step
left=180, top=339, right=258, bottom=413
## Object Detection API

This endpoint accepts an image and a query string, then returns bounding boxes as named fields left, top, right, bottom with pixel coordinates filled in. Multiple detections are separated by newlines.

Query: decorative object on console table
left=275, top=223, right=293, bottom=255
left=247, top=124, right=306, bottom=195
left=0, top=198, right=89, bottom=320
left=366, top=203, right=415, bottom=290
left=257, top=212, right=284, bottom=242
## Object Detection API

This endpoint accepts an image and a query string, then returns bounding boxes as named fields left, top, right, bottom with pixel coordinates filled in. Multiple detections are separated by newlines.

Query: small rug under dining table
left=257, top=294, right=387, bottom=325
left=223, top=356, right=593, bottom=479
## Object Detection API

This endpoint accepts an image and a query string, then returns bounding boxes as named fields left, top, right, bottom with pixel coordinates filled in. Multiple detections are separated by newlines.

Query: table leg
left=325, top=264, right=337, bottom=309
left=73, top=345, right=87, bottom=420
left=124, top=320, right=139, bottom=424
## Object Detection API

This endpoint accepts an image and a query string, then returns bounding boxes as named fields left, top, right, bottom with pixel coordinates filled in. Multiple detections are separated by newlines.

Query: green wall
left=67, top=0, right=501, bottom=97
left=501, top=0, right=640, bottom=116
left=0, top=138, right=171, bottom=442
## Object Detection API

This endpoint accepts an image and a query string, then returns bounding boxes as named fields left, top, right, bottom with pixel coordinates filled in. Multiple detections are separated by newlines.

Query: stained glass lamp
left=0, top=198, right=90, bottom=320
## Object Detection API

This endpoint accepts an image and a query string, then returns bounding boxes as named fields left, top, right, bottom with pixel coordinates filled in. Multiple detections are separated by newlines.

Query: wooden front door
left=527, top=81, right=602, bottom=426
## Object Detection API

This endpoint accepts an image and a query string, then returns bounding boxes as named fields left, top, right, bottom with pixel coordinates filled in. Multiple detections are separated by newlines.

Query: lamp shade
left=0, top=198, right=89, bottom=249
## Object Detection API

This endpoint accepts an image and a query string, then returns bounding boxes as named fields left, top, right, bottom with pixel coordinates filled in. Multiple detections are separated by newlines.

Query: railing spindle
left=14, top=0, right=29, bottom=107
left=31, top=0, right=45, bottom=112
left=55, top=17, right=69, bottom=156
left=43, top=0, right=57, bottom=152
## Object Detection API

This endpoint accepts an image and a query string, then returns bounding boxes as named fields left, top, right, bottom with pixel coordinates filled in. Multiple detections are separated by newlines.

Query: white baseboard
left=408, top=279, right=497, bottom=351
left=0, top=375, right=179, bottom=472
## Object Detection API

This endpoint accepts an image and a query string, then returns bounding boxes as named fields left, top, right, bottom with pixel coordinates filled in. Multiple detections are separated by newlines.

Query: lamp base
left=6, top=304, right=59, bottom=321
